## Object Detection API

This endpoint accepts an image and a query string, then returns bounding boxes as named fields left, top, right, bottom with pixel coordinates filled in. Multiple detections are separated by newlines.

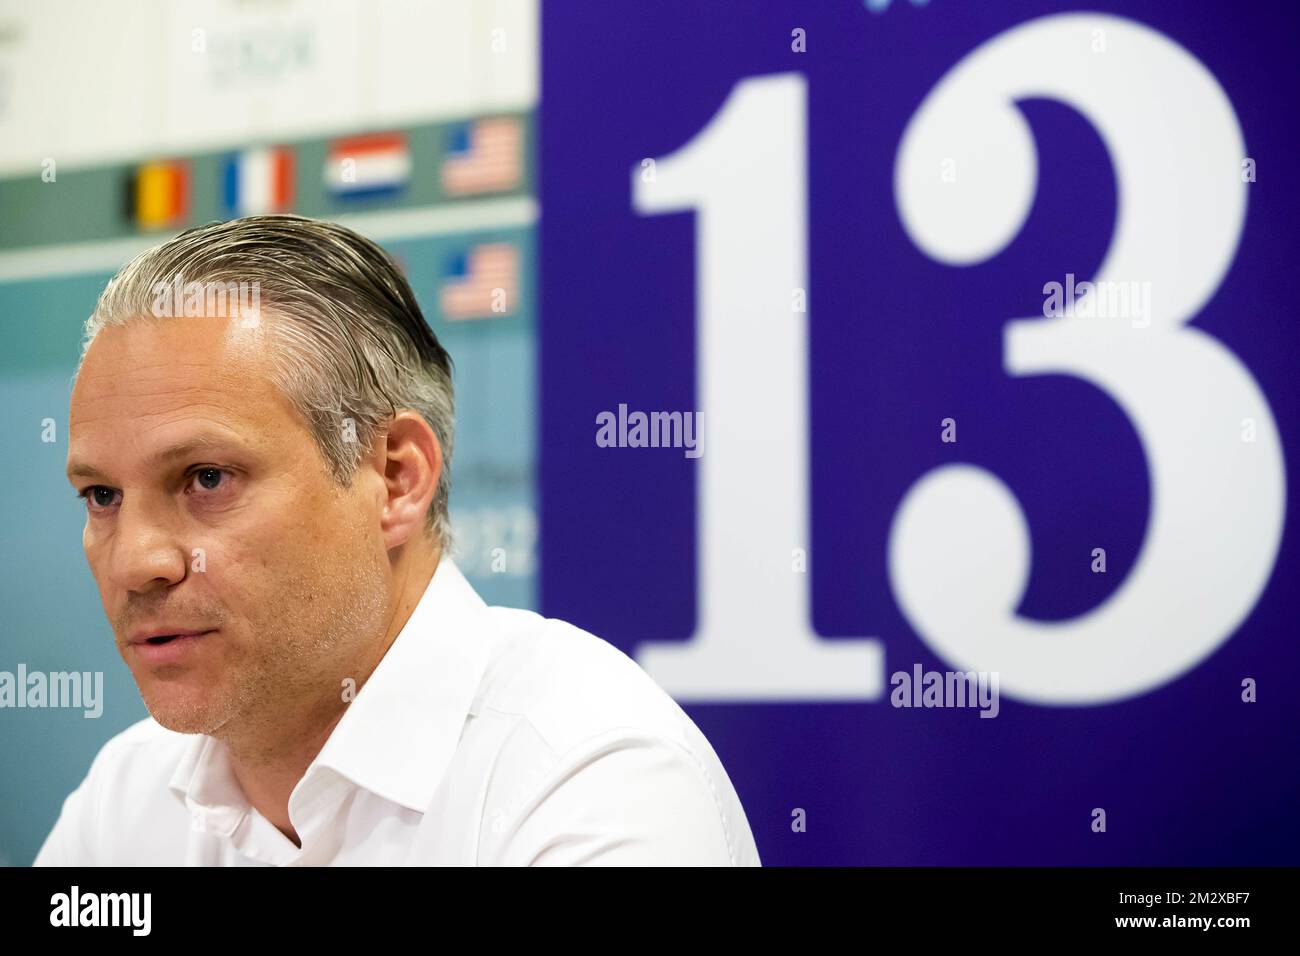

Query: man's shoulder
left=461, top=605, right=761, bottom=865
left=473, top=605, right=699, bottom=759
left=34, top=716, right=195, bottom=865
left=83, top=715, right=197, bottom=793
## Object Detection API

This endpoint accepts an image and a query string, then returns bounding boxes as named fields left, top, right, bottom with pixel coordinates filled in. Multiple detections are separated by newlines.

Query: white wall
left=0, top=0, right=537, bottom=175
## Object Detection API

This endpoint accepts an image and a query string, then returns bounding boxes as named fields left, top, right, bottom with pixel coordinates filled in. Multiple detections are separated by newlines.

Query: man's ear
left=373, top=411, right=442, bottom=550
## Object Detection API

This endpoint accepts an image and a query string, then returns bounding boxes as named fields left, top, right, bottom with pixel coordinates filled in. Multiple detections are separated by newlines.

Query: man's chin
left=138, top=686, right=231, bottom=735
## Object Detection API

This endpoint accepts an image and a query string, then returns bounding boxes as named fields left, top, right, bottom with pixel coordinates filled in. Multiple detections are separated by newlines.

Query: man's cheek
left=193, top=548, right=259, bottom=634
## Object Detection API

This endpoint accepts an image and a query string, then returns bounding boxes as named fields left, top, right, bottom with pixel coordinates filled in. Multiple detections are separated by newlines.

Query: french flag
left=222, top=147, right=294, bottom=216
left=324, top=133, right=411, bottom=199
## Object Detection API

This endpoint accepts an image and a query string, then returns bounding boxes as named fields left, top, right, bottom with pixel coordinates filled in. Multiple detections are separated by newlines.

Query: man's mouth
left=130, top=629, right=217, bottom=662
left=129, top=626, right=216, bottom=645
left=143, top=630, right=215, bottom=644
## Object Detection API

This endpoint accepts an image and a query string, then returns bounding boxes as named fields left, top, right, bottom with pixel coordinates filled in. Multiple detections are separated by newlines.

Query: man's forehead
left=72, top=318, right=275, bottom=408
left=67, top=426, right=255, bottom=480
left=76, top=316, right=262, bottom=382
left=67, top=319, right=293, bottom=470
left=73, top=359, right=247, bottom=406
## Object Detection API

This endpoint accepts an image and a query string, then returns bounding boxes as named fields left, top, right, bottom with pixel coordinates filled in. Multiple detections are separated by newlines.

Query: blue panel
left=539, top=0, right=1300, bottom=865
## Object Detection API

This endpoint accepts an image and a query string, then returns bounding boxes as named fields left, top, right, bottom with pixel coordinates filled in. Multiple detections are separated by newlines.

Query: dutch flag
left=324, top=133, right=411, bottom=200
left=222, top=147, right=294, bottom=217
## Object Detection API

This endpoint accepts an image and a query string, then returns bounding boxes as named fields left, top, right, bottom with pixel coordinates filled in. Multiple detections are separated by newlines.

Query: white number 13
left=635, top=13, right=1285, bottom=706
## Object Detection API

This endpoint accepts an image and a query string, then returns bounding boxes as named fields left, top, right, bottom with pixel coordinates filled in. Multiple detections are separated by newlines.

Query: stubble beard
left=140, top=540, right=391, bottom=752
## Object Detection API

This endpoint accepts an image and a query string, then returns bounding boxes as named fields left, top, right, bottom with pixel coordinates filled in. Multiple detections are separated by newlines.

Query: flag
left=130, top=160, right=189, bottom=230
left=222, top=146, right=294, bottom=216
left=324, top=133, right=410, bottom=199
left=439, top=243, right=519, bottom=320
left=441, top=117, right=523, bottom=196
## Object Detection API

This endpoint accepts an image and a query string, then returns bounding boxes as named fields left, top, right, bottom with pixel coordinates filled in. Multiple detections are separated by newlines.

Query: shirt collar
left=169, top=555, right=491, bottom=818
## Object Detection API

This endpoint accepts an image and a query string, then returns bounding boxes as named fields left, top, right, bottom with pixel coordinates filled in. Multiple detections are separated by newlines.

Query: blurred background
left=1, top=0, right=1297, bottom=866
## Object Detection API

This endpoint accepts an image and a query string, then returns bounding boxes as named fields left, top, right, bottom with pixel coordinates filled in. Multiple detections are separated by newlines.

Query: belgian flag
left=125, top=160, right=189, bottom=230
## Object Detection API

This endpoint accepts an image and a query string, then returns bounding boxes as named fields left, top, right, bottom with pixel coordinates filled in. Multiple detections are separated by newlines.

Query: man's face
left=67, top=315, right=392, bottom=737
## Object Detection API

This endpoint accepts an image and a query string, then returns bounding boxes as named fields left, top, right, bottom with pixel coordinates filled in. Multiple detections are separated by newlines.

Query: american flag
left=441, top=117, right=523, bottom=196
left=439, top=243, right=519, bottom=320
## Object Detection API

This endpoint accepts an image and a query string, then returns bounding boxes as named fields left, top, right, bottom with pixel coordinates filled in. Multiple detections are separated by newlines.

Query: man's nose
left=105, top=498, right=188, bottom=593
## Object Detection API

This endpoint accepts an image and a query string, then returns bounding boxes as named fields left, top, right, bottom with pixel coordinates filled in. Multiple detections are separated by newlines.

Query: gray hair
left=75, top=214, right=456, bottom=551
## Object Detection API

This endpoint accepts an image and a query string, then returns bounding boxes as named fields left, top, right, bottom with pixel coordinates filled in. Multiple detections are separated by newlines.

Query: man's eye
left=188, top=467, right=228, bottom=494
left=76, top=470, right=230, bottom=512
left=78, top=487, right=119, bottom=511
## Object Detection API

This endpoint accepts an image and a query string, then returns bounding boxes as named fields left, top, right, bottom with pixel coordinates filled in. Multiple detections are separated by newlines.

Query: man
left=36, top=215, right=759, bottom=866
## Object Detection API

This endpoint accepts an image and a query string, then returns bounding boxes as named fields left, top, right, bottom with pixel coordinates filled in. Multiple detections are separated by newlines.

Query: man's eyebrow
left=67, top=434, right=247, bottom=481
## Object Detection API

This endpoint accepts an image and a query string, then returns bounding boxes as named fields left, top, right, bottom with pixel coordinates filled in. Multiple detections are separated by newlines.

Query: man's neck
left=222, top=539, right=443, bottom=847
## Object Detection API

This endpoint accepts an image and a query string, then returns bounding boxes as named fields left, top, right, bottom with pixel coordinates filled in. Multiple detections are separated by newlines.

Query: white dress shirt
left=34, top=557, right=761, bottom=866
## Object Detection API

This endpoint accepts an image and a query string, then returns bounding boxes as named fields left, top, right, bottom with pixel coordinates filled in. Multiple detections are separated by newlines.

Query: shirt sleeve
left=488, top=730, right=747, bottom=866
